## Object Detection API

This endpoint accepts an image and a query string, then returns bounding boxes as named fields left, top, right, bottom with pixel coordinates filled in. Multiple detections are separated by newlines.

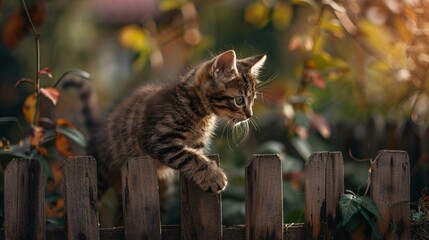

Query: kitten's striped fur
left=97, top=50, right=266, bottom=193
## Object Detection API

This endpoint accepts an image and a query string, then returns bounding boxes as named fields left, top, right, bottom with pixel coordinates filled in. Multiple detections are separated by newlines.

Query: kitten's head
left=204, top=50, right=266, bottom=124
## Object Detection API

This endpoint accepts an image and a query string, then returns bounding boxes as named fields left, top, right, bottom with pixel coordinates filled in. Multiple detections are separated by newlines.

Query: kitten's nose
left=245, top=108, right=253, bottom=119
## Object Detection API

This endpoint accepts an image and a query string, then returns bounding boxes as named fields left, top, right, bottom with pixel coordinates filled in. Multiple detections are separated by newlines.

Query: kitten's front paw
left=192, top=162, right=227, bottom=194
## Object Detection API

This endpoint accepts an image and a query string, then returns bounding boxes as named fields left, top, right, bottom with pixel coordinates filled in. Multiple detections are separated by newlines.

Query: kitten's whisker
left=255, top=88, right=276, bottom=105
left=225, top=120, right=234, bottom=150
left=231, top=119, right=250, bottom=146
left=219, top=120, right=228, bottom=142
left=249, top=117, right=260, bottom=131
left=232, top=120, right=238, bottom=147
left=256, top=72, right=278, bottom=89
left=239, top=121, right=249, bottom=145
left=257, top=87, right=276, bottom=94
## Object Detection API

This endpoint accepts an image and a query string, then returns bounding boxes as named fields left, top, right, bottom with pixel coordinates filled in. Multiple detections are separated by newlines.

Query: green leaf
left=56, top=126, right=87, bottom=148
left=338, top=193, right=361, bottom=227
left=295, top=111, right=311, bottom=128
left=360, top=196, right=384, bottom=221
left=53, top=69, right=91, bottom=88
left=360, top=208, right=382, bottom=240
left=320, top=18, right=344, bottom=38
left=343, top=214, right=364, bottom=232
left=411, top=210, right=428, bottom=224
left=310, top=51, right=349, bottom=71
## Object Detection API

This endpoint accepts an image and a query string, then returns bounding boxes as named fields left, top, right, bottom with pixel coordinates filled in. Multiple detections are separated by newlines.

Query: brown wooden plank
left=371, top=150, right=410, bottom=239
left=305, top=152, right=326, bottom=239
left=245, top=154, right=283, bottom=240
left=325, top=152, right=344, bottom=239
left=121, top=157, right=161, bottom=240
left=180, top=155, right=222, bottom=240
left=64, top=156, right=99, bottom=240
left=305, top=152, right=344, bottom=239
left=4, top=159, right=45, bottom=240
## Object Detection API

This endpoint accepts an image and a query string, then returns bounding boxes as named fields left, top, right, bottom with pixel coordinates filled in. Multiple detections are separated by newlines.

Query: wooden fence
left=1, top=150, right=414, bottom=239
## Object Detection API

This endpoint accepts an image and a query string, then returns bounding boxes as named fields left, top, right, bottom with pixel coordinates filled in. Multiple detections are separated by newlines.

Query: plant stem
left=21, top=0, right=41, bottom=126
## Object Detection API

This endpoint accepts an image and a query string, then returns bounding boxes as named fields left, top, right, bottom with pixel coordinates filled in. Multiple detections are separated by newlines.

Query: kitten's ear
left=211, top=50, right=238, bottom=78
left=241, top=54, right=267, bottom=76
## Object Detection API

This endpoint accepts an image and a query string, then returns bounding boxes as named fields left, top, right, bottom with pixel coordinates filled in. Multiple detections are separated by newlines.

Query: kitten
left=96, top=50, right=266, bottom=193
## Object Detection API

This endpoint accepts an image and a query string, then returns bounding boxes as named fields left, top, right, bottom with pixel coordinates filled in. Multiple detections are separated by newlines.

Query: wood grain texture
left=371, top=150, right=410, bottom=240
left=121, top=157, right=161, bottom=240
left=180, top=155, right=222, bottom=240
left=64, top=156, right=99, bottom=240
left=305, top=152, right=344, bottom=239
left=245, top=154, right=283, bottom=240
left=4, top=159, right=45, bottom=240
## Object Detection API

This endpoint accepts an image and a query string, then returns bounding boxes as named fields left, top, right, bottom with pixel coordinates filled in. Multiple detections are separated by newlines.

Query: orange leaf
left=37, top=146, right=48, bottom=156
left=55, top=133, right=73, bottom=157
left=40, top=87, right=60, bottom=106
left=45, top=198, right=64, bottom=219
left=56, top=118, right=76, bottom=128
left=55, top=118, right=75, bottom=157
left=23, top=93, right=37, bottom=123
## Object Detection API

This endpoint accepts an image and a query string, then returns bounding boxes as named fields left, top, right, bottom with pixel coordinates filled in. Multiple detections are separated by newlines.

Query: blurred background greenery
left=1, top=0, right=429, bottom=227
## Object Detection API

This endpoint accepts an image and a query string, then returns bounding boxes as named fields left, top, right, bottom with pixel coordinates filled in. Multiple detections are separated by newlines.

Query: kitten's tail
left=57, top=75, right=111, bottom=197
left=57, top=74, right=103, bottom=167
left=57, top=75, right=100, bottom=135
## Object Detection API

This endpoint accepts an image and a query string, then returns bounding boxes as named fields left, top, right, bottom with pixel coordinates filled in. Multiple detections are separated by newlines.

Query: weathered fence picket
left=180, top=155, right=222, bottom=240
left=1, top=150, right=417, bottom=240
left=4, top=159, right=45, bottom=240
left=371, top=150, right=410, bottom=239
left=64, top=156, right=99, bottom=239
left=305, top=152, right=344, bottom=239
left=121, top=157, right=161, bottom=240
left=245, top=154, right=283, bottom=240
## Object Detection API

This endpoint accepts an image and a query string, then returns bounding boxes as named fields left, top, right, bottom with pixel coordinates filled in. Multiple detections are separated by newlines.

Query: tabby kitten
left=97, top=50, right=266, bottom=193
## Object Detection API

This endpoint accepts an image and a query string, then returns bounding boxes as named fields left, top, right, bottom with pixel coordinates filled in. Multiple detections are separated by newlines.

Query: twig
left=348, top=149, right=373, bottom=196
left=348, top=149, right=372, bottom=163
left=21, top=0, right=41, bottom=126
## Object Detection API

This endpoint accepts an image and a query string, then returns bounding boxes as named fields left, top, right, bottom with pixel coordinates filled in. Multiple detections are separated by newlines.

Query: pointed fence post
left=371, top=150, right=410, bottom=239
left=180, top=155, right=222, bottom=240
left=4, top=159, right=45, bottom=240
left=245, top=154, right=283, bottom=240
left=305, top=152, right=344, bottom=239
left=64, top=156, right=99, bottom=240
left=121, top=157, right=161, bottom=240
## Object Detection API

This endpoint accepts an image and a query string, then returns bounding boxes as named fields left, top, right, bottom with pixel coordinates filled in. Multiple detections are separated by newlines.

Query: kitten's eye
left=235, top=96, right=245, bottom=106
